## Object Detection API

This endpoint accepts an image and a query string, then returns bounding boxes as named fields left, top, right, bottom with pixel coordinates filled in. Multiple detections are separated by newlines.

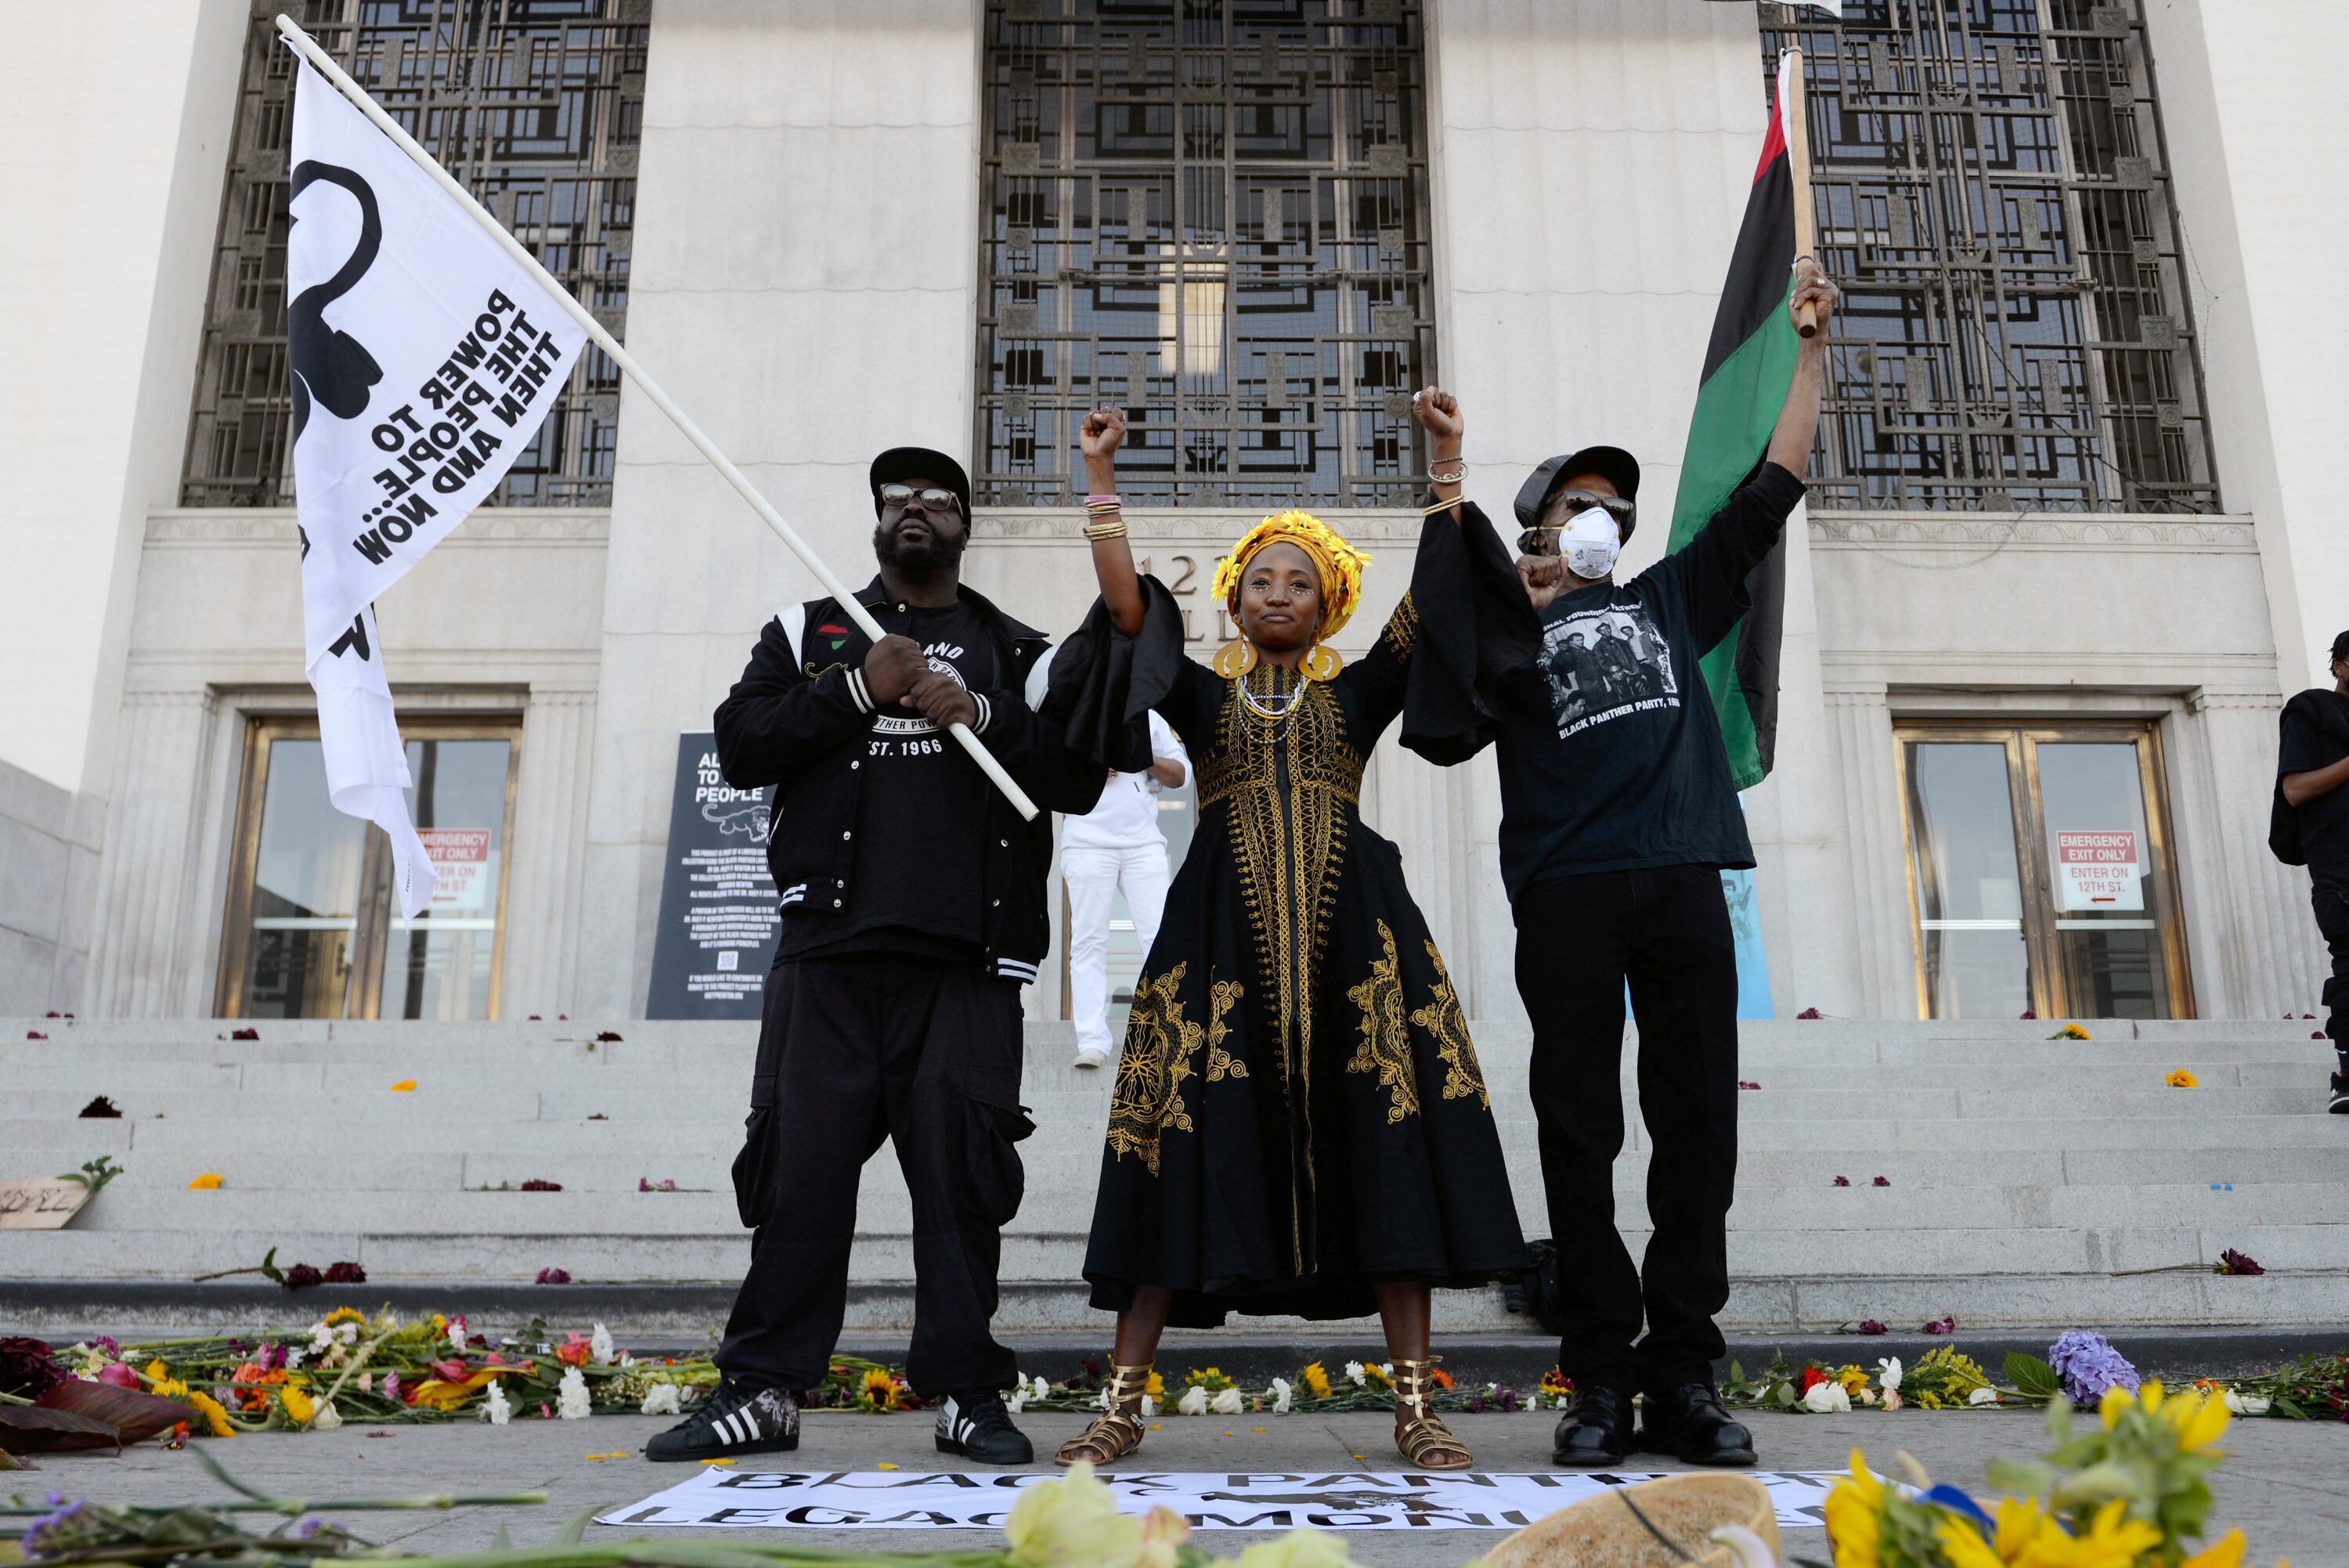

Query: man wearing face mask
left=1413, top=259, right=1838, bottom=1470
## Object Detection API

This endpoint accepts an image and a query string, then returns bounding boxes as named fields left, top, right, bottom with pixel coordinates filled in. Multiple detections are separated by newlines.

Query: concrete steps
left=3, top=1016, right=2345, bottom=1336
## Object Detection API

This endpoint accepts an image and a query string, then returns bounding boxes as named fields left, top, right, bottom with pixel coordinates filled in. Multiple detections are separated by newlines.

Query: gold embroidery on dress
left=1106, top=963, right=1201, bottom=1176
left=1205, top=977, right=1247, bottom=1082
left=1378, top=592, right=1420, bottom=663
left=1345, top=919, right=1421, bottom=1124
left=1411, top=940, right=1489, bottom=1108
left=1197, top=665, right=1360, bottom=1271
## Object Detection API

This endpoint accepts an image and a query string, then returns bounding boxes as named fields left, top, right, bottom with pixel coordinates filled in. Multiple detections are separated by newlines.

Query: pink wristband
left=1085, top=494, right=1121, bottom=505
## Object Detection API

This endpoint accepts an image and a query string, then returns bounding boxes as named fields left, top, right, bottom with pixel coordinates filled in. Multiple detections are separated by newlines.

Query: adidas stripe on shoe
left=645, top=1380, right=799, bottom=1462
left=934, top=1390, right=1034, bottom=1465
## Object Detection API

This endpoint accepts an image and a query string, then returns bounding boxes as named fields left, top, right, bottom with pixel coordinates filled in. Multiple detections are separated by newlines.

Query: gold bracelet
left=1427, top=463, right=1467, bottom=486
left=1082, top=520, right=1130, bottom=541
left=1421, top=496, right=1462, bottom=515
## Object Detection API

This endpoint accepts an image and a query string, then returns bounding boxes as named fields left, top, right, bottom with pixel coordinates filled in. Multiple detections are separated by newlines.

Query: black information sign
left=645, top=733, right=782, bottom=1018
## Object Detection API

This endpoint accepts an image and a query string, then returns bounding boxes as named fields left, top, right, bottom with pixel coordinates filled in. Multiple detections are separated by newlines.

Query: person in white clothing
left=1063, top=709, right=1188, bottom=1069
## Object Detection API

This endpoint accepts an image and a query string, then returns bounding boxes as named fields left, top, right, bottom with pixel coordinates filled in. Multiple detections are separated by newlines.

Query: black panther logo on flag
left=288, top=159, right=384, bottom=438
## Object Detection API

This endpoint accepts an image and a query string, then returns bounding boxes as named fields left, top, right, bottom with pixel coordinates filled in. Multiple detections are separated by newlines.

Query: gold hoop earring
left=1212, top=637, right=1260, bottom=679
left=1301, top=643, right=1344, bottom=680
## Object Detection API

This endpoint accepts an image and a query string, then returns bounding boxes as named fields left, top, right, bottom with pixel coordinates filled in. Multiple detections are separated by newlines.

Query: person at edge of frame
left=1407, top=256, right=1839, bottom=1470
left=641, top=445, right=1110, bottom=1467
left=2273, top=627, right=2349, bottom=1115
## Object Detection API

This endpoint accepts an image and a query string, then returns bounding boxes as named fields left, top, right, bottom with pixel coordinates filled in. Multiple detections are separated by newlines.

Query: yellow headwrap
left=1210, top=510, right=1369, bottom=643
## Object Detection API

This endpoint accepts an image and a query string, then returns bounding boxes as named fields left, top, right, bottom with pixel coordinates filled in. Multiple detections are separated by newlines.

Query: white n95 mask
left=1559, top=506, right=1622, bottom=580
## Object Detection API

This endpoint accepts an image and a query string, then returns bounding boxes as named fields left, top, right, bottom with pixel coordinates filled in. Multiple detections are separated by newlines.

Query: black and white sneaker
left=934, top=1390, right=1034, bottom=1465
left=2330, top=1071, right=2349, bottom=1115
left=644, top=1379, right=799, bottom=1462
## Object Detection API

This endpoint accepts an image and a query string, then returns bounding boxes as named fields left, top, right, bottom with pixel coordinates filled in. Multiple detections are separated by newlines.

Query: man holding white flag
left=286, top=49, right=584, bottom=917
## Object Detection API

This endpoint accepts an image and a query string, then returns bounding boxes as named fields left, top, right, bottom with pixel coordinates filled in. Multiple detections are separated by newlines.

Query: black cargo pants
left=716, top=953, right=1033, bottom=1398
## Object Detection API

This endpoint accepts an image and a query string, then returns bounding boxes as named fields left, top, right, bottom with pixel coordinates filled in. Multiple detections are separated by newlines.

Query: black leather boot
left=1637, top=1381, right=1755, bottom=1467
left=1550, top=1381, right=1635, bottom=1466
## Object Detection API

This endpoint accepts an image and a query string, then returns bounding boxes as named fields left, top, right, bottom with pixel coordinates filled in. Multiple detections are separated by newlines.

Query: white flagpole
left=272, top=13, right=1041, bottom=822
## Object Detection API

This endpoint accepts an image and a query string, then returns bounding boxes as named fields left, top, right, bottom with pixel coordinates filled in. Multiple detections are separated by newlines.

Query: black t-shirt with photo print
left=1492, top=462, right=1806, bottom=898
left=774, top=597, right=997, bottom=963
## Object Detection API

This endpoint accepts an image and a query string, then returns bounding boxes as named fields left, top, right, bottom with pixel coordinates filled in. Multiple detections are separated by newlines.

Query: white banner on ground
left=285, top=51, right=584, bottom=916
left=597, top=1468, right=1836, bottom=1532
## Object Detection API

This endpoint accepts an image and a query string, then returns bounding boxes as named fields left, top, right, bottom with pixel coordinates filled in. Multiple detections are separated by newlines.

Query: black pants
left=1514, top=864, right=1740, bottom=1393
left=2312, top=873, right=2349, bottom=1064
left=715, top=953, right=1032, bottom=1398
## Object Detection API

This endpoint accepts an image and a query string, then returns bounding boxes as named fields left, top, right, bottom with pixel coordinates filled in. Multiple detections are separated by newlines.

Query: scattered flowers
left=518, top=1179, right=563, bottom=1191
left=556, top=1333, right=594, bottom=1368
left=1855, top=1319, right=1887, bottom=1336
left=1210, top=1386, right=1244, bottom=1415
left=2217, top=1248, right=2265, bottom=1276
left=1871, top=1175, right=1891, bottom=1187
left=77, top=1095, right=121, bottom=1117
left=590, top=1323, right=615, bottom=1364
left=1, top=1336, right=68, bottom=1398
left=1176, top=1384, right=1209, bottom=1416
left=1801, top=1378, right=1852, bottom=1413
left=187, top=1173, right=224, bottom=1189
left=535, top=1268, right=572, bottom=1285
left=556, top=1366, right=591, bottom=1419
left=323, top=1261, right=366, bottom=1284
left=1921, top=1314, right=1955, bottom=1335
left=389, top=1080, right=417, bottom=1092
left=2050, top=1022, right=2091, bottom=1040
left=1269, top=1377, right=1293, bottom=1413
left=231, top=1028, right=259, bottom=1040
left=282, top=1263, right=323, bottom=1291
left=2167, top=1067, right=2200, bottom=1087
left=1298, top=1362, right=1331, bottom=1400
left=481, top=1379, right=512, bottom=1425
left=640, top=1382, right=681, bottom=1417
left=638, top=1177, right=679, bottom=1191
left=1833, top=1175, right=1851, bottom=1187
left=2048, top=1328, right=2141, bottom=1406
left=1795, top=1007, right=1821, bottom=1018
left=1737, top=1080, right=1762, bottom=1090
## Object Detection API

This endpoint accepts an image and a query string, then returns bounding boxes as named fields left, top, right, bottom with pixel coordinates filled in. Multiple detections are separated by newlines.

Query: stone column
left=1823, top=683, right=1915, bottom=1017
left=498, top=687, right=599, bottom=1018
left=2173, top=692, right=2326, bottom=1016
left=85, top=688, right=221, bottom=1017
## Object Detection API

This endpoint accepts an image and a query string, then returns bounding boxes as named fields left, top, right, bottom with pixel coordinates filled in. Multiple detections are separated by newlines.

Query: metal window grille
left=1757, top=0, right=2218, bottom=512
left=182, top=0, right=649, bottom=508
left=976, top=0, right=1435, bottom=510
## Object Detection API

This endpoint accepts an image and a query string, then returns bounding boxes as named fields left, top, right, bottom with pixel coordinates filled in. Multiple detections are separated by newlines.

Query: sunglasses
left=1519, top=489, right=1633, bottom=553
left=879, top=484, right=961, bottom=514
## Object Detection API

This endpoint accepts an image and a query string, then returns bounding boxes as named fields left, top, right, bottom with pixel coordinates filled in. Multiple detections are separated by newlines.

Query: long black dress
left=1050, top=510, right=1543, bottom=1327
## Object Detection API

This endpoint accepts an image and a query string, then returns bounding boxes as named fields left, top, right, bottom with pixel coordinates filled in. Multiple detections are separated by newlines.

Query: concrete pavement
left=12, top=1409, right=2345, bottom=1566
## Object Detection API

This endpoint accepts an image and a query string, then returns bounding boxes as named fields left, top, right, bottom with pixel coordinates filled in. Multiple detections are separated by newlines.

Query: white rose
left=1178, top=1385, right=1209, bottom=1416
left=1140, top=1393, right=1157, bottom=1418
left=1270, top=1377, right=1293, bottom=1414
left=1877, top=1357, right=1903, bottom=1393
left=310, top=1398, right=343, bottom=1432
left=1968, top=1387, right=1999, bottom=1406
left=556, top=1365, right=592, bottom=1420
left=1211, top=1387, right=1243, bottom=1415
left=1801, top=1381, right=1850, bottom=1414
left=1033, top=1376, right=1052, bottom=1400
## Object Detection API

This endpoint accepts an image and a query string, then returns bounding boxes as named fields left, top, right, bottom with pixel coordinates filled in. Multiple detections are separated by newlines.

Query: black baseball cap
left=1513, top=445, right=1643, bottom=541
left=869, top=446, right=972, bottom=519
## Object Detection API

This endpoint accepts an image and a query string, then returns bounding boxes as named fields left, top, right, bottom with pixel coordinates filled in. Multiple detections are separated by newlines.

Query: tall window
left=182, top=0, right=648, bottom=508
left=976, top=0, right=1435, bottom=510
left=1759, top=0, right=2218, bottom=512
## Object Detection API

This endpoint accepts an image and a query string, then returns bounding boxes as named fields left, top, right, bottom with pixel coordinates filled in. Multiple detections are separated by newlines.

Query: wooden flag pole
left=1783, top=48, right=1821, bottom=339
left=272, top=14, right=1041, bottom=821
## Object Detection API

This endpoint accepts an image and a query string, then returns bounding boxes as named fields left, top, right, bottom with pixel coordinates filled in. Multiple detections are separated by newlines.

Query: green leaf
left=260, top=1245, right=284, bottom=1285
left=2272, top=1397, right=2310, bottom=1420
left=2004, top=1352, right=2062, bottom=1400
left=2044, top=1398, right=2073, bottom=1441
left=552, top=1505, right=602, bottom=1547
left=1728, top=1359, right=1745, bottom=1386
left=491, top=1524, right=513, bottom=1552
left=1984, top=1458, right=2054, bottom=1498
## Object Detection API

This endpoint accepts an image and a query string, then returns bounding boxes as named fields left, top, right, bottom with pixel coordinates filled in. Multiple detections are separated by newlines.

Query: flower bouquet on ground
left=1821, top=1381, right=2279, bottom=1567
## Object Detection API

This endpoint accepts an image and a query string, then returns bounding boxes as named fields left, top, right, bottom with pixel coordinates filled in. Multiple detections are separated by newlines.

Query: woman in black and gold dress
left=1046, top=402, right=1538, bottom=1470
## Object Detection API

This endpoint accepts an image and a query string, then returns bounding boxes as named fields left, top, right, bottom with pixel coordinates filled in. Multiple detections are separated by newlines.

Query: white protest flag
left=285, top=50, right=584, bottom=915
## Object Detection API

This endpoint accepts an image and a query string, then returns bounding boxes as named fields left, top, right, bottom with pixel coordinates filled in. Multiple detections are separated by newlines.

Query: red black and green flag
left=1667, top=51, right=1806, bottom=790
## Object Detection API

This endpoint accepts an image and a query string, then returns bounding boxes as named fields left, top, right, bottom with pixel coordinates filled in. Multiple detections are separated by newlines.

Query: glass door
left=1897, top=722, right=2192, bottom=1019
left=218, top=717, right=519, bottom=1018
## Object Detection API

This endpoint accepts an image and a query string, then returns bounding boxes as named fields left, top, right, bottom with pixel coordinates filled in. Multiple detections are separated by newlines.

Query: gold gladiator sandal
left=1392, top=1358, right=1471, bottom=1469
left=1055, top=1362, right=1151, bottom=1466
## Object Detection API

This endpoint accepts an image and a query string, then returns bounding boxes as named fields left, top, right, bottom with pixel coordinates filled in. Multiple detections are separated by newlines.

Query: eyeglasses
left=879, top=484, right=961, bottom=514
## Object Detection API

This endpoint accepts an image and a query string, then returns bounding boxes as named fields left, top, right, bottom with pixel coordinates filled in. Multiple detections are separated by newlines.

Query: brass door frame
left=215, top=715, right=522, bottom=1019
left=1892, top=725, right=2035, bottom=1021
left=1893, top=719, right=2194, bottom=1019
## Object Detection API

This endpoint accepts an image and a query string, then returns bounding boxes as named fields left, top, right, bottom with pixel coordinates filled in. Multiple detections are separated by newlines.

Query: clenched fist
left=864, top=634, right=928, bottom=707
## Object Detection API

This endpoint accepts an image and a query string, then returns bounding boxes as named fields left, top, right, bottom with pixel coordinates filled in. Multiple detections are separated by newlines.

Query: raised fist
left=1081, top=406, right=1128, bottom=461
left=1413, top=386, right=1463, bottom=442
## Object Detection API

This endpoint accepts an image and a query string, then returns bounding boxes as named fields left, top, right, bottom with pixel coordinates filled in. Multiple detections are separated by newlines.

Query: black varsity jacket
left=712, top=576, right=1107, bottom=983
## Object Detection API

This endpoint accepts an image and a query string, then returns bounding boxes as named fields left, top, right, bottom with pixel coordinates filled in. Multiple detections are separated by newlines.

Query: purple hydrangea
left=2048, top=1329, right=2140, bottom=1406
